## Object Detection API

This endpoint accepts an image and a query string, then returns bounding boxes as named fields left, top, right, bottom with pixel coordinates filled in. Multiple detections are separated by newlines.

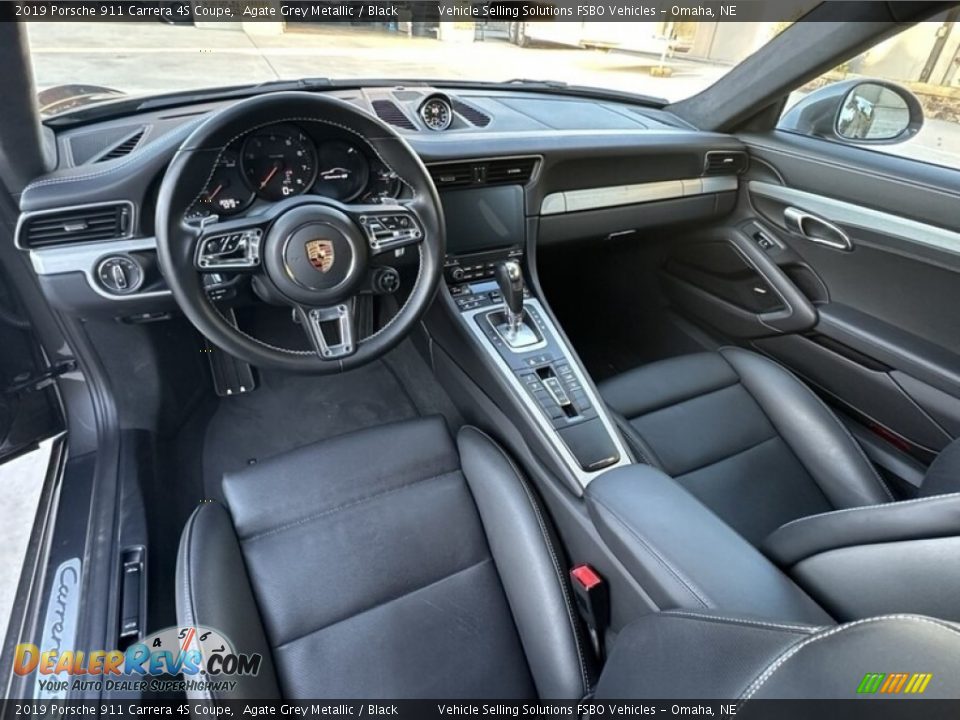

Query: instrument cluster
left=189, top=123, right=402, bottom=219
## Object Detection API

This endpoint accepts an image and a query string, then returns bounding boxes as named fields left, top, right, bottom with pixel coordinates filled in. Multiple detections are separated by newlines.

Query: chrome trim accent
left=301, top=304, right=355, bottom=358
left=540, top=176, right=738, bottom=215
left=783, top=207, right=853, bottom=251
left=28, top=236, right=171, bottom=301
left=359, top=210, right=423, bottom=253
left=195, top=229, right=262, bottom=271
left=749, top=181, right=960, bottom=256
left=461, top=298, right=632, bottom=489
left=15, top=200, right=136, bottom=250
left=486, top=312, right=547, bottom=352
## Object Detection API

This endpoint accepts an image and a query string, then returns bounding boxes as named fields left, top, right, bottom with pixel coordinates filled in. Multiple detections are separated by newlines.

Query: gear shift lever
left=495, top=260, right=524, bottom=334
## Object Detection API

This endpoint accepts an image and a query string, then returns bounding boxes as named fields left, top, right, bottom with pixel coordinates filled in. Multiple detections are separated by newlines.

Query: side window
left=778, top=13, right=960, bottom=171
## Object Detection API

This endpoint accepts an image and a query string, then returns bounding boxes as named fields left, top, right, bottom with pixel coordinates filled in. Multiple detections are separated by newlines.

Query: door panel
left=660, top=227, right=818, bottom=339
left=728, top=129, right=960, bottom=467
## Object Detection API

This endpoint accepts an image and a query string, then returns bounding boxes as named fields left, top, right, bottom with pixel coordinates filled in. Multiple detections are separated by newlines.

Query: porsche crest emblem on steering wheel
left=305, top=239, right=335, bottom=273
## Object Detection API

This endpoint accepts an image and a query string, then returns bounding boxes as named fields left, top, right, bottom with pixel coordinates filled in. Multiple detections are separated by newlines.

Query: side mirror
left=778, top=79, right=923, bottom=145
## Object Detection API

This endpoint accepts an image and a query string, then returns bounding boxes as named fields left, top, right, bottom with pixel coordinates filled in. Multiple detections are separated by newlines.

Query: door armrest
left=762, top=492, right=960, bottom=568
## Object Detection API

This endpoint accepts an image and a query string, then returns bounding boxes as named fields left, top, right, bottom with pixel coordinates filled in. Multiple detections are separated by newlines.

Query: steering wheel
left=155, top=92, right=445, bottom=373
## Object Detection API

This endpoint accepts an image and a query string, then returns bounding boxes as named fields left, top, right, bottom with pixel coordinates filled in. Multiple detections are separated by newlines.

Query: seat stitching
left=770, top=491, right=960, bottom=533
left=673, top=434, right=781, bottom=479
left=738, top=614, right=960, bottom=704
left=516, top=472, right=592, bottom=694
left=241, top=469, right=461, bottom=542
left=466, top=427, right=592, bottom=695
left=660, top=610, right=822, bottom=634
left=590, top=497, right=710, bottom=609
left=272, top=557, right=492, bottom=651
left=180, top=508, right=214, bottom=702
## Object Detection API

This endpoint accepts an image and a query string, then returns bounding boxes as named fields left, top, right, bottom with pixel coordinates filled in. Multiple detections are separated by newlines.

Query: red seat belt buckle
left=570, top=563, right=609, bottom=658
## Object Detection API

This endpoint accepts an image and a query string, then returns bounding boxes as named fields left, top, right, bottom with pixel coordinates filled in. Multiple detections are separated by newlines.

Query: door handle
left=784, top=207, right=853, bottom=251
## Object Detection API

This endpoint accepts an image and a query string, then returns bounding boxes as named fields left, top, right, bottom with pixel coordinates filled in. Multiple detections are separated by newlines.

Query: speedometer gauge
left=242, top=125, right=318, bottom=201
left=199, top=150, right=254, bottom=216
left=313, top=141, right=369, bottom=201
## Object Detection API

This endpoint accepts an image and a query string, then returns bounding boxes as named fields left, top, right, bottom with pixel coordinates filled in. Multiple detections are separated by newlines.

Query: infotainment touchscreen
left=440, top=185, right=525, bottom=255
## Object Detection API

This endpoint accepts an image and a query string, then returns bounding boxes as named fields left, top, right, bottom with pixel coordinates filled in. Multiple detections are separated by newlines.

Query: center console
left=439, top=184, right=631, bottom=488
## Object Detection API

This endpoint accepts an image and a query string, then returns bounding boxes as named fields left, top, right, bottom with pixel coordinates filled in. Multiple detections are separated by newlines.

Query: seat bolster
left=762, top=492, right=960, bottom=567
left=922, top=437, right=960, bottom=497
left=720, top=347, right=891, bottom=508
left=176, top=502, right=282, bottom=700
left=457, top=427, right=590, bottom=699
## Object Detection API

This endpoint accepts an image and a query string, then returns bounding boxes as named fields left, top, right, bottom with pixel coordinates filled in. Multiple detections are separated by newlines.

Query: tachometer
left=198, top=150, right=254, bottom=216
left=241, top=125, right=318, bottom=201
left=313, top=141, right=369, bottom=202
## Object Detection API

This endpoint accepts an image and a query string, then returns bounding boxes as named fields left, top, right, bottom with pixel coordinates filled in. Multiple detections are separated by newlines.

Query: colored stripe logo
left=857, top=672, right=933, bottom=694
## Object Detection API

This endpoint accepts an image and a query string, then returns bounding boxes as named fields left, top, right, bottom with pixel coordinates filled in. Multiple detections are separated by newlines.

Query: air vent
left=484, top=157, right=537, bottom=184
left=19, top=203, right=132, bottom=249
left=96, top=129, right=145, bottom=162
left=429, top=162, right=475, bottom=189
left=451, top=99, right=491, bottom=127
left=428, top=157, right=538, bottom=189
left=68, top=125, right=146, bottom=165
left=704, top=151, right=748, bottom=176
left=371, top=99, right=416, bottom=130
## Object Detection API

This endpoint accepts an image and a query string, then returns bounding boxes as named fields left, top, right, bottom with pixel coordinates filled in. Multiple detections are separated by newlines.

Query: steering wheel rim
left=155, top=92, right=445, bottom=374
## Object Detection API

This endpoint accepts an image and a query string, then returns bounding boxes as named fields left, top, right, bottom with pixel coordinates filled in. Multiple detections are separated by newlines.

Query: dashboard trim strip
left=28, top=236, right=171, bottom=301
left=748, top=180, right=960, bottom=256
left=539, top=175, right=738, bottom=215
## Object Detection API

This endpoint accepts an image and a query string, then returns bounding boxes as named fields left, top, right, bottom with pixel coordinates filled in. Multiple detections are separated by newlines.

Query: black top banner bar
left=0, top=1, right=870, bottom=24
left=4, top=699, right=960, bottom=719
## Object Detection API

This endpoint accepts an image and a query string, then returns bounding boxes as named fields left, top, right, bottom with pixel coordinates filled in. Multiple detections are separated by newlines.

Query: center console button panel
left=449, top=255, right=629, bottom=485
left=445, top=246, right=522, bottom=284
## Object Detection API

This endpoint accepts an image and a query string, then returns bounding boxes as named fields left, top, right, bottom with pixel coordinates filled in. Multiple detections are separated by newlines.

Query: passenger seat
left=598, top=348, right=958, bottom=546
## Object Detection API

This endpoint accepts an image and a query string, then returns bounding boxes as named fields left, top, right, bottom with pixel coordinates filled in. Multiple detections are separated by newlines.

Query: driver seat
left=175, top=417, right=592, bottom=699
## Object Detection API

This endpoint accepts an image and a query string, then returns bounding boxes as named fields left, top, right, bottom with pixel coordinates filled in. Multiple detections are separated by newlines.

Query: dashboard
left=187, top=122, right=403, bottom=220
left=14, top=85, right=746, bottom=313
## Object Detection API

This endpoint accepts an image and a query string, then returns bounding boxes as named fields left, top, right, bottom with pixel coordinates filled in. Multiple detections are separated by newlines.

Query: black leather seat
left=176, top=417, right=592, bottom=700
left=597, top=610, right=960, bottom=699
left=598, top=348, right=896, bottom=546
left=177, top=414, right=960, bottom=700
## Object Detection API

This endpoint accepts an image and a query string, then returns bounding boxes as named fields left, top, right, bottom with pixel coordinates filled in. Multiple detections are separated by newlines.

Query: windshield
left=28, top=18, right=801, bottom=117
